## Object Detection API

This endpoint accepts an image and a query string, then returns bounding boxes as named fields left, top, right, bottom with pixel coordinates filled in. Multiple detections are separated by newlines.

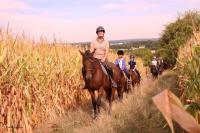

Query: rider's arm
left=115, top=59, right=119, bottom=65
left=102, top=42, right=109, bottom=62
left=122, top=59, right=127, bottom=70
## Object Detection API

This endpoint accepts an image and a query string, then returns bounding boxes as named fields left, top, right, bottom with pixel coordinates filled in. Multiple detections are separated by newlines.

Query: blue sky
left=0, top=0, right=200, bottom=42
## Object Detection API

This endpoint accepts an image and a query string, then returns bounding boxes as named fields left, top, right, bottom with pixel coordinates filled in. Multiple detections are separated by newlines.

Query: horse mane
left=83, top=50, right=99, bottom=62
left=82, top=50, right=101, bottom=70
left=84, top=50, right=93, bottom=59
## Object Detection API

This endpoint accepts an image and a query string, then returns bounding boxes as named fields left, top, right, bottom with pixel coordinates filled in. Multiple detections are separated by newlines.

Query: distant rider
left=115, top=50, right=131, bottom=81
left=151, top=56, right=158, bottom=70
left=128, top=55, right=141, bottom=80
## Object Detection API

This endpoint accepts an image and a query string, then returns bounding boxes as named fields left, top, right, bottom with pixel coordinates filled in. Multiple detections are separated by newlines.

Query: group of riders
left=83, top=26, right=141, bottom=89
left=80, top=26, right=167, bottom=118
left=150, top=56, right=165, bottom=78
left=82, top=26, right=164, bottom=88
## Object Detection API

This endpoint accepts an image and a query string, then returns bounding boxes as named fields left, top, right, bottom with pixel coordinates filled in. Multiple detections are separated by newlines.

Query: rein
left=83, top=57, right=100, bottom=74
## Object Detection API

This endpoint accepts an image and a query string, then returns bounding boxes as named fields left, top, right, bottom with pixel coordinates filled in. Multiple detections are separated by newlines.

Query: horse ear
left=79, top=50, right=84, bottom=56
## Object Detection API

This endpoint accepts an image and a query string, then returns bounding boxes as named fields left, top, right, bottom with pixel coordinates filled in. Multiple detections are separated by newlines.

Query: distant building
left=131, top=47, right=138, bottom=50
left=131, top=45, right=146, bottom=51
left=139, top=45, right=145, bottom=49
left=119, top=48, right=129, bottom=51
left=110, top=42, right=124, bottom=45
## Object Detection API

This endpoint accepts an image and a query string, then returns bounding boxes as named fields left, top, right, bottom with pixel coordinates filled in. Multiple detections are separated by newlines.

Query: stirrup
left=112, top=82, right=118, bottom=88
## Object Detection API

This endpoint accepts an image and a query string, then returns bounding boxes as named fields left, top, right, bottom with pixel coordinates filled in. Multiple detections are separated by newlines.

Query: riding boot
left=102, top=61, right=118, bottom=88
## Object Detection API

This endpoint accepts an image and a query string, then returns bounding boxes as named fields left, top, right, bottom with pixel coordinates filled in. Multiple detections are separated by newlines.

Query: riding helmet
left=96, top=26, right=105, bottom=34
left=130, top=55, right=135, bottom=58
left=117, top=50, right=124, bottom=55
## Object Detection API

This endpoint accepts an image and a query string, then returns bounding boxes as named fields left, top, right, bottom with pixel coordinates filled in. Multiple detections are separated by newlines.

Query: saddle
left=130, top=68, right=137, bottom=76
left=130, top=68, right=141, bottom=80
left=99, top=62, right=117, bottom=88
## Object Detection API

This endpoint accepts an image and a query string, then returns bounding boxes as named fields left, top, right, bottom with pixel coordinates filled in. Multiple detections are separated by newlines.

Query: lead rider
left=90, top=26, right=117, bottom=87
left=90, top=26, right=109, bottom=63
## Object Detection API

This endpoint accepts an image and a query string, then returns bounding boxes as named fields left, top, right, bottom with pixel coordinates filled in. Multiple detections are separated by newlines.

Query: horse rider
left=89, top=26, right=117, bottom=87
left=157, top=57, right=164, bottom=66
left=128, top=55, right=141, bottom=80
left=151, top=56, right=158, bottom=70
left=115, top=50, right=131, bottom=82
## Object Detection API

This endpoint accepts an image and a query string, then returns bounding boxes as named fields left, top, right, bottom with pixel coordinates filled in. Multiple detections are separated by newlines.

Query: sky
left=0, top=0, right=200, bottom=43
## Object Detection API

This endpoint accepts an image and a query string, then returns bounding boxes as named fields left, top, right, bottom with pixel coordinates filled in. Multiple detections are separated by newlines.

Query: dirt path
left=35, top=71, right=179, bottom=133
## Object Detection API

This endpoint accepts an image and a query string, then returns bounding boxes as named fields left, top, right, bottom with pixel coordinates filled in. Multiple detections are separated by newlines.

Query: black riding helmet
left=96, top=26, right=105, bottom=34
left=117, top=50, right=124, bottom=55
left=130, top=55, right=135, bottom=58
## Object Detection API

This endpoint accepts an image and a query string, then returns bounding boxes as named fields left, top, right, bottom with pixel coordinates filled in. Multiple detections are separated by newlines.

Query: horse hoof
left=93, top=112, right=100, bottom=119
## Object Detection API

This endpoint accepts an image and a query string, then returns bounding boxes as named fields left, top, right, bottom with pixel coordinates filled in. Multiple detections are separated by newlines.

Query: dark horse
left=129, top=69, right=140, bottom=91
left=150, top=65, right=159, bottom=79
left=126, top=69, right=140, bottom=93
left=157, top=60, right=164, bottom=75
left=80, top=50, right=125, bottom=118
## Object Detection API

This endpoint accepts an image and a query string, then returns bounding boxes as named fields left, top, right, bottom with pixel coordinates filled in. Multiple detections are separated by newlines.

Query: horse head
left=79, top=50, right=96, bottom=80
left=79, top=50, right=95, bottom=60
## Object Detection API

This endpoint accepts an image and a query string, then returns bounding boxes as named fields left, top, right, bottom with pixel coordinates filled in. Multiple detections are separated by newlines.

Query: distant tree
left=154, top=49, right=172, bottom=63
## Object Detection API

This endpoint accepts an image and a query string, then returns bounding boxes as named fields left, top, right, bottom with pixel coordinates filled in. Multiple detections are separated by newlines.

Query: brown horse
left=129, top=69, right=141, bottom=90
left=80, top=50, right=125, bottom=118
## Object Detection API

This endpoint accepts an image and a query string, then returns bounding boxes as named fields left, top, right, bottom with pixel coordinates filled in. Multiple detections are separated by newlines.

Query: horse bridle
left=83, top=58, right=98, bottom=74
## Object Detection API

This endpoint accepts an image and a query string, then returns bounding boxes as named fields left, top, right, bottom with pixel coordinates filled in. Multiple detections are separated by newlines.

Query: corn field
left=0, top=28, right=93, bottom=133
left=177, top=31, right=200, bottom=123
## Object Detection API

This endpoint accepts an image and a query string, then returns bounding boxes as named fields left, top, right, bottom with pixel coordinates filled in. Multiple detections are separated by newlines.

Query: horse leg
left=117, top=86, right=123, bottom=102
left=124, top=81, right=129, bottom=93
left=89, top=90, right=97, bottom=119
left=108, top=87, right=116, bottom=115
left=132, top=81, right=135, bottom=90
left=97, top=87, right=103, bottom=114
